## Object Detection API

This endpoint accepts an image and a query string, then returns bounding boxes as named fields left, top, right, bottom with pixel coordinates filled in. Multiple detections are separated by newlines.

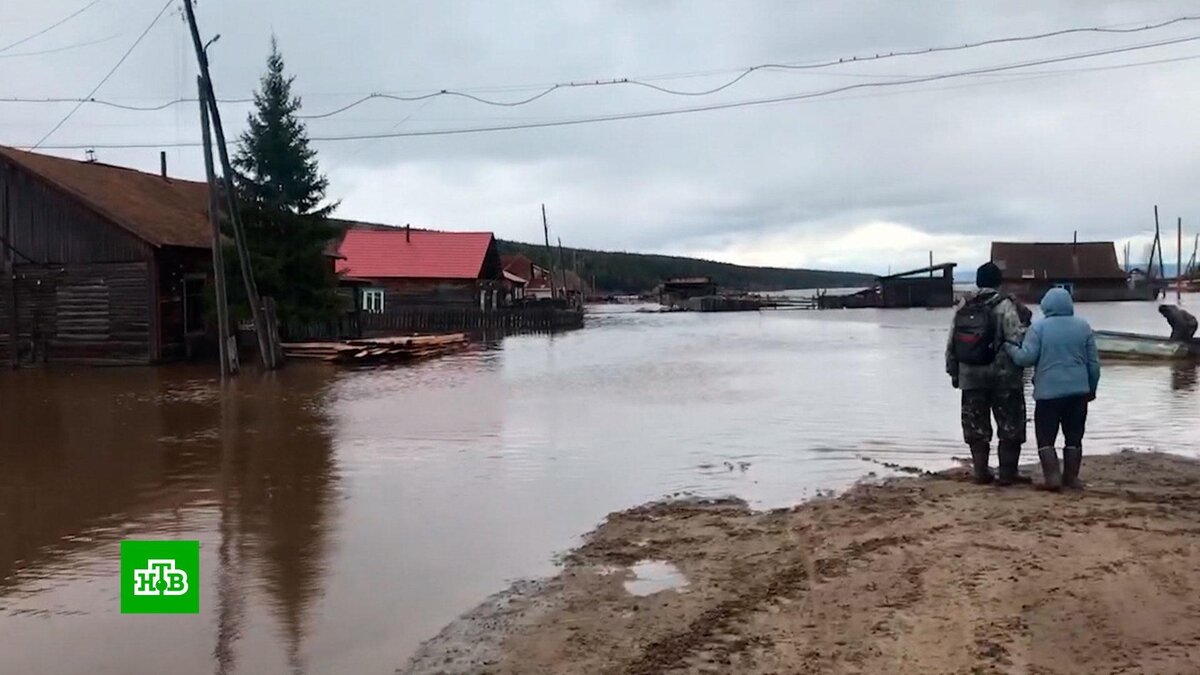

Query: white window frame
left=362, top=288, right=385, bottom=314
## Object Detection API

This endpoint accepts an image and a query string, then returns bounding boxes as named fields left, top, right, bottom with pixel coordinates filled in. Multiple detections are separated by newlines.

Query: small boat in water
left=1094, top=330, right=1198, bottom=360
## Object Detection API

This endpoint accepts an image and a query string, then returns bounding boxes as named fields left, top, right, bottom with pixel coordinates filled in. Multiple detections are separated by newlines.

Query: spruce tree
left=231, top=36, right=339, bottom=327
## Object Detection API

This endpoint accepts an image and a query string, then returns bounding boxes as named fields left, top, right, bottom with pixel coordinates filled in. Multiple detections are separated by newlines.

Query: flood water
left=1, top=301, right=1197, bottom=674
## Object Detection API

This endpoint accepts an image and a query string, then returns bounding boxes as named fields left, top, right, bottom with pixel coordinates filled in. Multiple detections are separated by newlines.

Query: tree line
left=497, top=240, right=873, bottom=294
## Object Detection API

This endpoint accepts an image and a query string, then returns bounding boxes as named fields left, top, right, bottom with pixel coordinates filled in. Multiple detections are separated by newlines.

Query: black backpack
left=953, top=295, right=1001, bottom=366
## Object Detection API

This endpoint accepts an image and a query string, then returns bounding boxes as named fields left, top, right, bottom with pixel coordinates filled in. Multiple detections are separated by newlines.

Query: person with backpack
left=946, top=262, right=1032, bottom=486
left=1005, top=287, right=1101, bottom=490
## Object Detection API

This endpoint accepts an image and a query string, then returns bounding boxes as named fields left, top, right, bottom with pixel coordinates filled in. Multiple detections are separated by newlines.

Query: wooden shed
left=0, top=147, right=214, bottom=365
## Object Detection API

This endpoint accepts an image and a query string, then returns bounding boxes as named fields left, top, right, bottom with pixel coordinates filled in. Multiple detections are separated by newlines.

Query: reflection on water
left=1, top=301, right=1198, bottom=674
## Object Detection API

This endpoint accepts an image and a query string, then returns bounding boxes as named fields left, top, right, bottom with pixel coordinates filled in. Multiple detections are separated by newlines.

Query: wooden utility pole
left=1154, top=206, right=1165, bottom=281
left=199, top=77, right=234, bottom=377
left=3, top=182, right=16, bottom=368
left=1178, top=217, right=1184, bottom=303
left=557, top=237, right=567, bottom=302
left=542, top=204, right=557, bottom=298
left=182, top=0, right=277, bottom=369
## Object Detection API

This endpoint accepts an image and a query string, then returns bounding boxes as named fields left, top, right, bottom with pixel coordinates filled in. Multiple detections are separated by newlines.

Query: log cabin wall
left=0, top=158, right=159, bottom=364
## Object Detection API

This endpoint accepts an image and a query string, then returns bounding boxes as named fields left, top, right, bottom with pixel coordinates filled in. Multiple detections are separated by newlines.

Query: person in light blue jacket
left=1005, top=287, right=1101, bottom=491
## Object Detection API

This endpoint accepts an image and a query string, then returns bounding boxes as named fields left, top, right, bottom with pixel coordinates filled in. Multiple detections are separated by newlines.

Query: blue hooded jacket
left=1005, top=288, right=1101, bottom=400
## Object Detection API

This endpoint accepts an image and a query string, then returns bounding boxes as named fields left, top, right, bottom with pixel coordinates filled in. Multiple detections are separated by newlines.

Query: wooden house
left=501, top=254, right=554, bottom=300
left=334, top=224, right=505, bottom=312
left=991, top=241, right=1152, bottom=302
left=0, top=147, right=214, bottom=365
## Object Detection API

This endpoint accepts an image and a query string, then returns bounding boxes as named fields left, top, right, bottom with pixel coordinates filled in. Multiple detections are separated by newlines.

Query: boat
left=1093, top=330, right=1198, bottom=360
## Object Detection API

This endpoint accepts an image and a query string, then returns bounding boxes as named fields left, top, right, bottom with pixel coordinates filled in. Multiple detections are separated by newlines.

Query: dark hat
left=976, top=262, right=1002, bottom=289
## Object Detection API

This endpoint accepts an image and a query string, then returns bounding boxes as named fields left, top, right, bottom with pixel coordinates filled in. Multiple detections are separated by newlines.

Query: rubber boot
left=1062, top=446, right=1083, bottom=489
left=969, top=443, right=994, bottom=485
left=1037, top=447, right=1062, bottom=492
left=996, top=442, right=1033, bottom=486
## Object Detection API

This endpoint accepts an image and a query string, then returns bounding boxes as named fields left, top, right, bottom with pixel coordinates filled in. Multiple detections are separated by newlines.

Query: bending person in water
left=1006, top=288, right=1101, bottom=491
left=1159, top=304, right=1198, bottom=342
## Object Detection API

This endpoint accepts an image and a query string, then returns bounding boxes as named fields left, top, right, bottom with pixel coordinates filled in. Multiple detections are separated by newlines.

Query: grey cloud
left=3, top=0, right=1200, bottom=272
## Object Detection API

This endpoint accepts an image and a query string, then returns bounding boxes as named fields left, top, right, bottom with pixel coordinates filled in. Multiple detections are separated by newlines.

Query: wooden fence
left=287, top=305, right=584, bottom=341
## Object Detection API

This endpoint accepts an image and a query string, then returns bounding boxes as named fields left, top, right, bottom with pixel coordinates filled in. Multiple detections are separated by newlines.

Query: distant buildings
left=501, top=254, right=554, bottom=300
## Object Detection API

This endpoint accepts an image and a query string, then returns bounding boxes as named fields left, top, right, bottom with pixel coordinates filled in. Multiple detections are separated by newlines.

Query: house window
left=362, top=288, right=385, bottom=314
left=1021, top=269, right=1036, bottom=279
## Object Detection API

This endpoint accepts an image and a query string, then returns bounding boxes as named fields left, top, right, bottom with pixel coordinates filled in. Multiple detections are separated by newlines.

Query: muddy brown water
left=1, top=302, right=1197, bottom=674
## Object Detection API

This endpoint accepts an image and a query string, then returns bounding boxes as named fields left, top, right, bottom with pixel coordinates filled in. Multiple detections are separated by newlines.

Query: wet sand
left=401, top=451, right=1200, bottom=674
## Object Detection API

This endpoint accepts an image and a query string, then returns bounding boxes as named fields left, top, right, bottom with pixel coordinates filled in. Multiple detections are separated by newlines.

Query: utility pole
left=1154, top=206, right=1165, bottom=281
left=542, top=204, right=557, bottom=299
left=182, top=0, right=276, bottom=369
left=1178, top=217, right=1184, bottom=303
left=557, top=237, right=567, bottom=302
left=199, top=77, right=233, bottom=377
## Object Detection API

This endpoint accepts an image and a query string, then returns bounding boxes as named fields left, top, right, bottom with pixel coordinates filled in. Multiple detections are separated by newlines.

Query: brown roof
left=991, top=242, right=1126, bottom=281
left=0, top=147, right=212, bottom=248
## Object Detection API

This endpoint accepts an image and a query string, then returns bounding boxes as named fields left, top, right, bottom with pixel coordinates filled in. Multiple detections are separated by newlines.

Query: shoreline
left=399, top=451, right=1200, bottom=674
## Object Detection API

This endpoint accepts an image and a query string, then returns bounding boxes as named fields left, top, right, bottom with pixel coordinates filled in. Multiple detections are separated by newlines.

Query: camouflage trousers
left=961, top=388, right=1027, bottom=445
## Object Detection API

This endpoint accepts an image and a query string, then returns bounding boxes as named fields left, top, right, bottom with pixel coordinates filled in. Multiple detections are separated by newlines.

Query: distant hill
left=497, top=240, right=874, bottom=294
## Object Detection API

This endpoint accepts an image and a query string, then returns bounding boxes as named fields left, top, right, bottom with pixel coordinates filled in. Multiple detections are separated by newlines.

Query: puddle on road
left=623, top=560, right=688, bottom=596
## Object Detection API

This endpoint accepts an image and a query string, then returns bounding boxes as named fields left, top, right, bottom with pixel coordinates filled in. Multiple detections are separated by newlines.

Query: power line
left=0, top=32, right=124, bottom=59
left=31, top=0, right=175, bottom=149
left=0, top=0, right=106, bottom=53
left=6, top=14, right=1200, bottom=119
left=27, top=32, right=1200, bottom=151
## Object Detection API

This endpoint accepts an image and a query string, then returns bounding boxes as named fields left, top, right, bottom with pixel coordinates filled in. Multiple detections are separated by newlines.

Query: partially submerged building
left=659, top=277, right=717, bottom=307
left=817, top=263, right=957, bottom=309
left=0, top=147, right=214, bottom=365
left=991, top=241, right=1152, bottom=302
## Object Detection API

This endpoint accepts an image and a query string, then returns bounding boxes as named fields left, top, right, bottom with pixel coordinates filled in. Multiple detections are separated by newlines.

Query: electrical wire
left=26, top=31, right=1200, bottom=150
left=0, top=33, right=123, bottom=59
left=30, top=0, right=175, bottom=149
left=6, top=14, right=1200, bottom=118
left=0, top=0, right=105, bottom=53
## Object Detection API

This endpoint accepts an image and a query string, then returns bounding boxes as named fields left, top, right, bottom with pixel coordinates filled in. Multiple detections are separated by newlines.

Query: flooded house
left=335, top=224, right=505, bottom=311
left=659, top=277, right=717, bottom=306
left=501, top=254, right=554, bottom=300
left=0, top=147, right=214, bottom=365
left=991, top=241, right=1153, bottom=302
left=817, top=263, right=957, bottom=309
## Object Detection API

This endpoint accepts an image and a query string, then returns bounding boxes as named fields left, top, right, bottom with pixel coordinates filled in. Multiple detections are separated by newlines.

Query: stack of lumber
left=282, top=334, right=469, bottom=365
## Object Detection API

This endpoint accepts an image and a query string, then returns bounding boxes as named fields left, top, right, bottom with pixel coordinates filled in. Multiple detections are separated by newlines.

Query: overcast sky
left=3, top=0, right=1200, bottom=273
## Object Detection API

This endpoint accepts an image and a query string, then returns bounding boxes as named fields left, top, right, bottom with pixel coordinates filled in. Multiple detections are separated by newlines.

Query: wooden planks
left=281, top=333, right=470, bottom=365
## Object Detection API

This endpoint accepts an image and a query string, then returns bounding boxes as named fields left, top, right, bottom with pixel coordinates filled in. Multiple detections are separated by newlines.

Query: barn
left=0, top=147, right=214, bottom=365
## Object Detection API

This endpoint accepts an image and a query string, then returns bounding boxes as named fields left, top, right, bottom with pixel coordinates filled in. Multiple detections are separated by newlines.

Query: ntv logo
left=121, top=541, right=200, bottom=614
left=133, top=559, right=189, bottom=596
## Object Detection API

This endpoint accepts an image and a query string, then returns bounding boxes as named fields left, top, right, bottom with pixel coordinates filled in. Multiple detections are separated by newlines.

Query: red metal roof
left=335, top=226, right=496, bottom=279
left=0, top=146, right=212, bottom=249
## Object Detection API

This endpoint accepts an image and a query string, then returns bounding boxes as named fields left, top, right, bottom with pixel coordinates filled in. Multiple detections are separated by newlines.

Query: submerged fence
left=287, top=305, right=584, bottom=341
